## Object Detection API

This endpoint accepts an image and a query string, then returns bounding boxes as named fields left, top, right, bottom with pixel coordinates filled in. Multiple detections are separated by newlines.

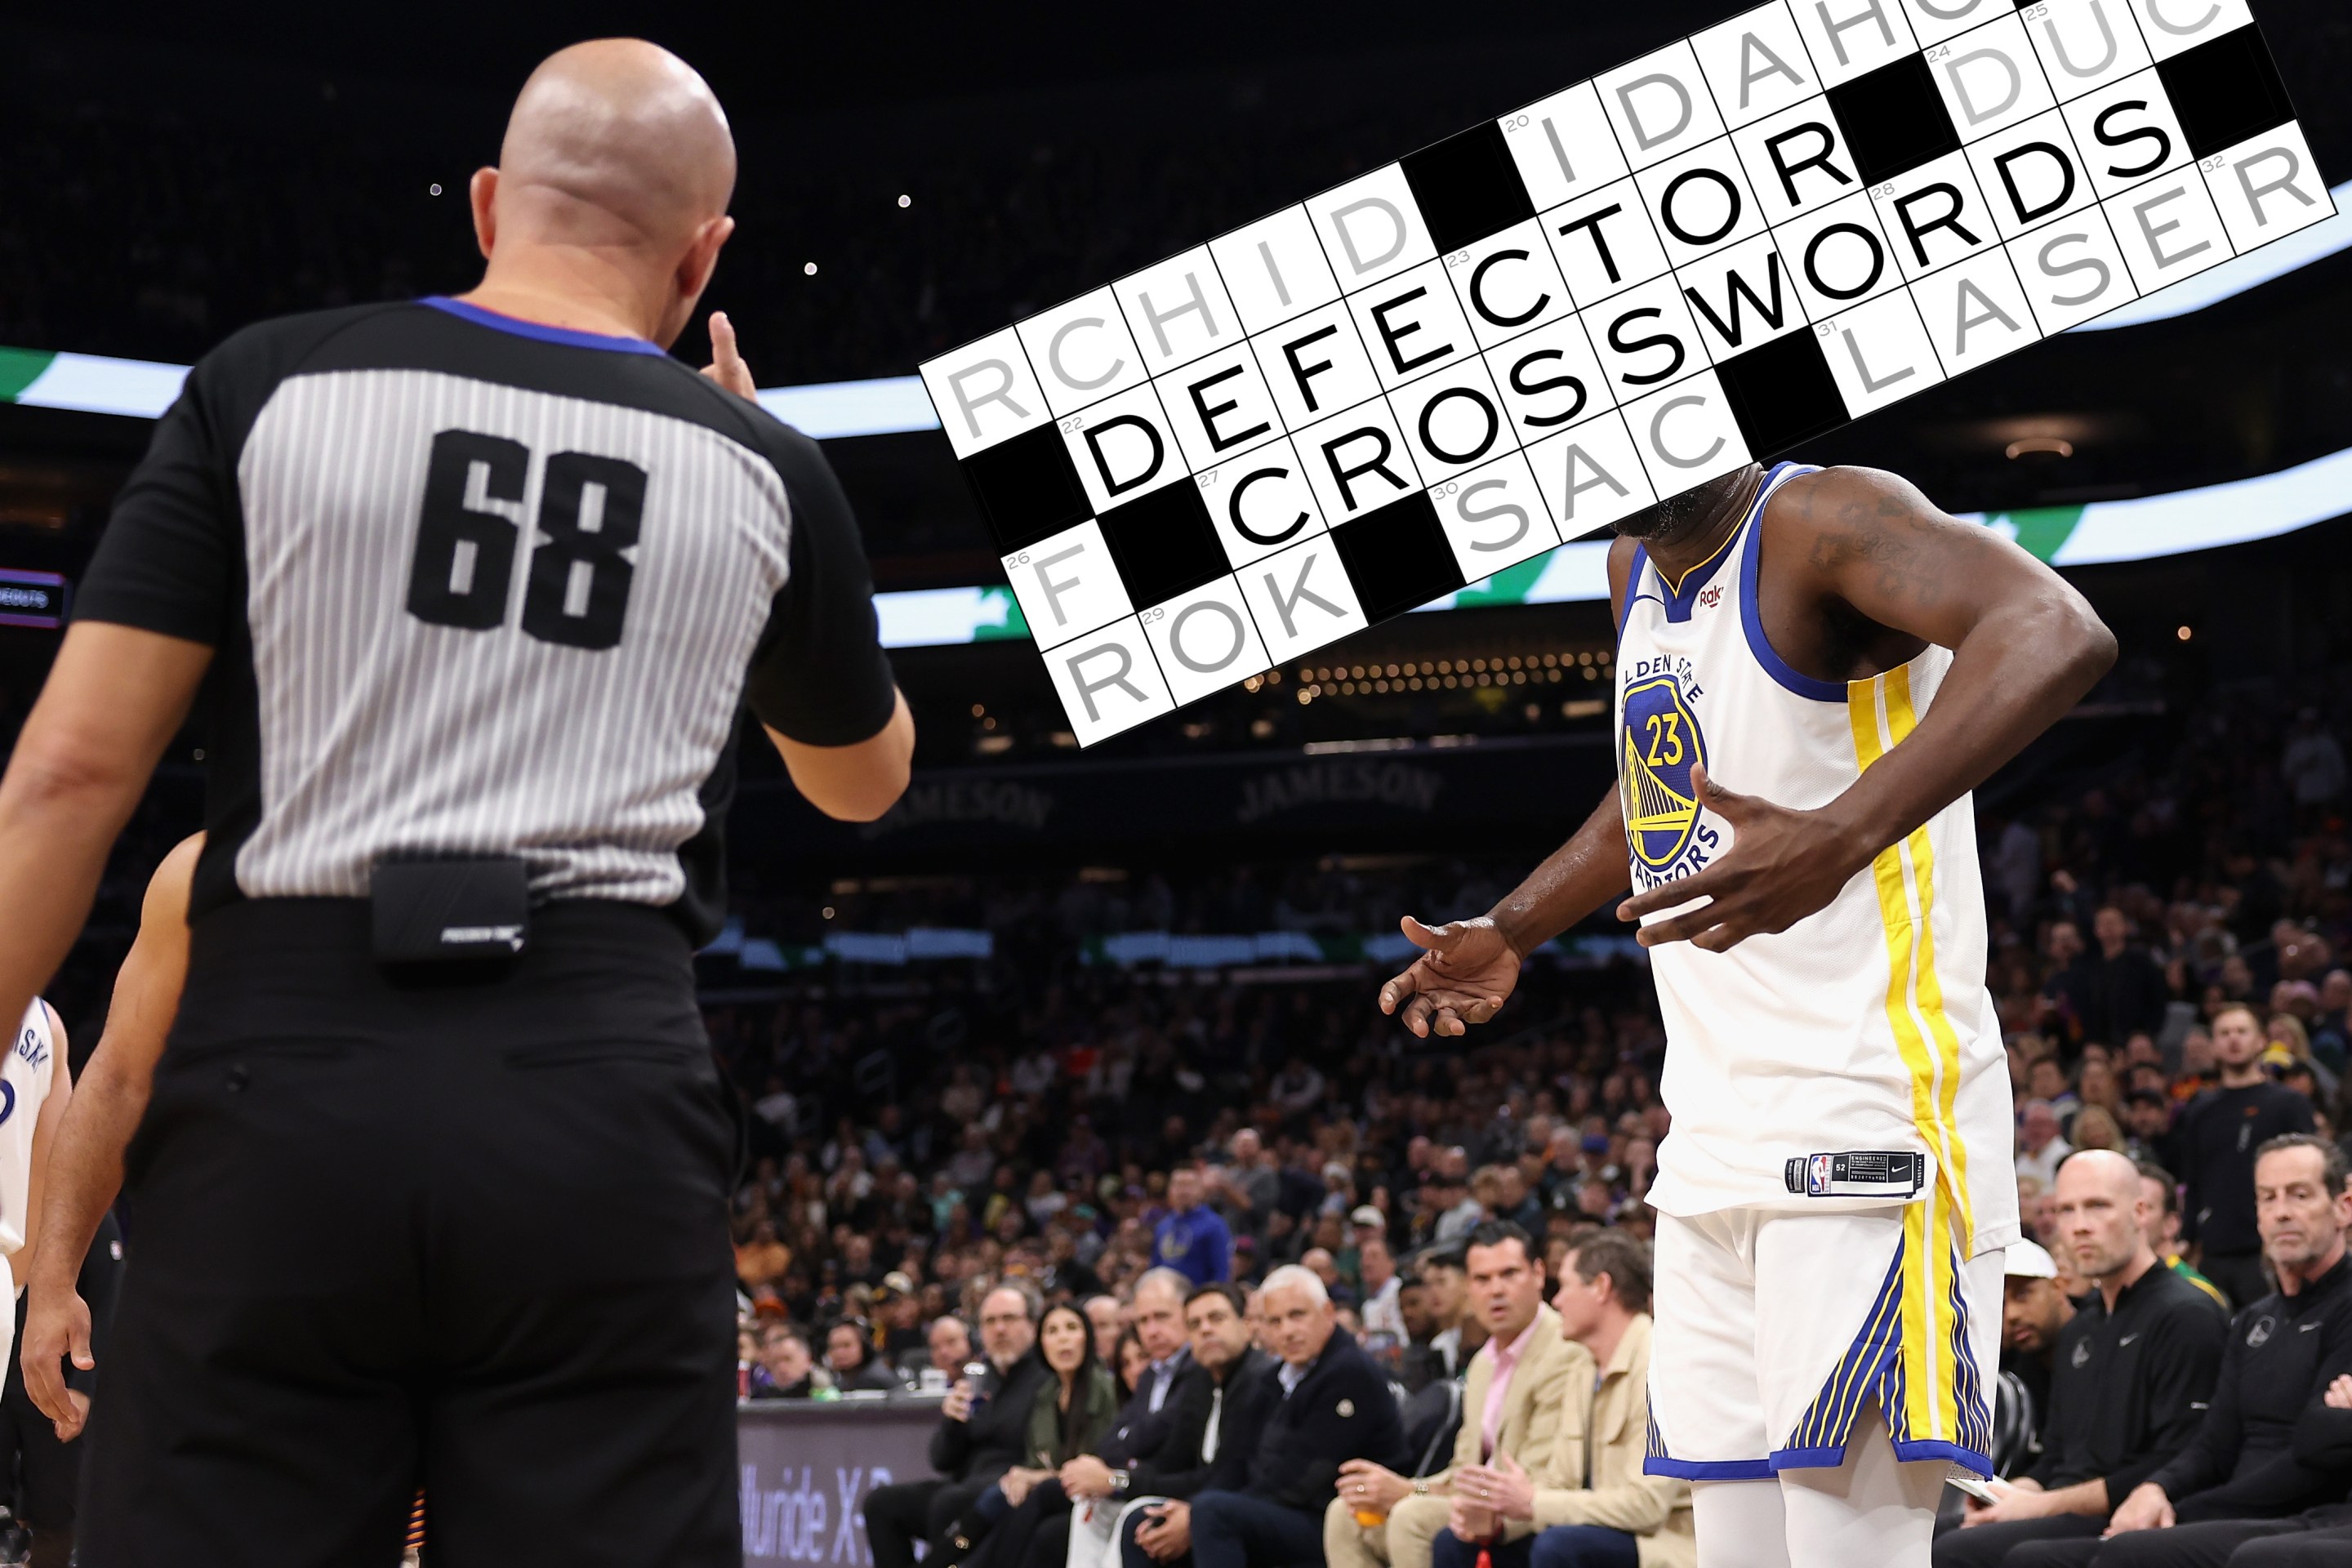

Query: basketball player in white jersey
left=0, top=992, right=70, bottom=1380
left=1377, top=461, right=2115, bottom=1568
left=20, top=835, right=198, bottom=1445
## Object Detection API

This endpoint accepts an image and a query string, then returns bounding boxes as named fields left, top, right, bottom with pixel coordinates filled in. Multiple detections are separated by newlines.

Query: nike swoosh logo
left=2119, top=1334, right=2140, bottom=1346
left=2302, top=1322, right=2323, bottom=1331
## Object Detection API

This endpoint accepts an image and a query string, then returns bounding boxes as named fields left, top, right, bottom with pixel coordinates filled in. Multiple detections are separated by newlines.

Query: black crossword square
left=1097, top=481, right=1228, bottom=609
left=1400, top=122, right=1538, bottom=255
left=2158, top=26, right=2294, bottom=162
left=1827, top=55, right=1961, bottom=186
left=1330, top=492, right=1466, bottom=623
left=962, top=425, right=1091, bottom=552
left=1717, top=332, right=1850, bottom=458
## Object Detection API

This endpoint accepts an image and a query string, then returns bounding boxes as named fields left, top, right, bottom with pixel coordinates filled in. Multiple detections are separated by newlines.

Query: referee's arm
left=766, top=692, right=911, bottom=823
left=742, top=421, right=913, bottom=822
left=703, top=314, right=911, bottom=820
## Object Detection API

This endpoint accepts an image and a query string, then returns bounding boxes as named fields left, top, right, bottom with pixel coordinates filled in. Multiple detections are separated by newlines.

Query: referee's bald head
left=472, top=39, right=737, bottom=344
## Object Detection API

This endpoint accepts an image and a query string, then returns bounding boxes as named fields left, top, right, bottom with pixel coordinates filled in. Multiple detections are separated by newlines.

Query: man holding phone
left=866, top=1284, right=1045, bottom=1568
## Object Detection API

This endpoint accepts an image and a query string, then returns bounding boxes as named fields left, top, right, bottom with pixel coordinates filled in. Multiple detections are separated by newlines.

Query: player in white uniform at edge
left=1377, top=459, right=2115, bottom=1568
left=0, top=994, right=72, bottom=1382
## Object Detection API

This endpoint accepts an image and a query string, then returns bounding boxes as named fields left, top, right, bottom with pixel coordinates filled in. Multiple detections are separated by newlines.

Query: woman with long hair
left=947, top=1301, right=1118, bottom=1568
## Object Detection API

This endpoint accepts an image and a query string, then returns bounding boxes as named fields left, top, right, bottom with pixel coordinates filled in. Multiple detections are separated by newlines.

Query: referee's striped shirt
left=76, top=296, right=896, bottom=940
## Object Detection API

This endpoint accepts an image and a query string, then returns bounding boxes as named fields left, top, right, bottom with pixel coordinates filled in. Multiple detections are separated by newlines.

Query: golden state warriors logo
left=1621, top=672, right=1708, bottom=871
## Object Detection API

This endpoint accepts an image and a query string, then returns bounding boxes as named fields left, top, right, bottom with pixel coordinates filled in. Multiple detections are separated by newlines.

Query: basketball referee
left=0, top=40, right=911, bottom=1567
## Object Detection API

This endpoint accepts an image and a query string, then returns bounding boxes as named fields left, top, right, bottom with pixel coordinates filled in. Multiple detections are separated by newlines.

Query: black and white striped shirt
left=78, top=297, right=895, bottom=942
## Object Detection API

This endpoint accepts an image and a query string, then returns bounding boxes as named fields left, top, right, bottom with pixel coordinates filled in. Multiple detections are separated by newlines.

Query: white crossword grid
left=918, top=0, right=2332, bottom=746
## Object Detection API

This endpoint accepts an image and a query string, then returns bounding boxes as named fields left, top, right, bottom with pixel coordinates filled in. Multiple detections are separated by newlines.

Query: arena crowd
left=696, top=673, right=2352, bottom=1566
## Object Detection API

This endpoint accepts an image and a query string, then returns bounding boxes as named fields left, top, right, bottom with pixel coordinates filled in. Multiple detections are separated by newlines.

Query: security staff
left=0, top=39, right=910, bottom=1568
left=1936, top=1154, right=2229, bottom=1566
left=2038, top=1136, right=2352, bottom=1566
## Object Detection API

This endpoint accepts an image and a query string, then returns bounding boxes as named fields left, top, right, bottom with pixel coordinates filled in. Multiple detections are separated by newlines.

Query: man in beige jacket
left=1437, top=1232, right=1694, bottom=1568
left=1325, top=1223, right=1579, bottom=1568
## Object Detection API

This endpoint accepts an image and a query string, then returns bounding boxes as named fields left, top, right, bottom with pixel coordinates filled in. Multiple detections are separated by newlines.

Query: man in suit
left=1326, top=1223, right=1578, bottom=1568
left=1441, top=1231, right=1694, bottom=1568
left=1027, top=1270, right=1201, bottom=1568
left=865, top=1283, right=1048, bottom=1568
left=1089, top=1283, right=1280, bottom=1568
left=1184, top=1267, right=1409, bottom=1568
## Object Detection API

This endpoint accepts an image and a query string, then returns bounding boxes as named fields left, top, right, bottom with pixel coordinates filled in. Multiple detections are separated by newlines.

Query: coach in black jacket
left=2055, top=1138, right=2352, bottom=1566
left=866, top=1285, right=1049, bottom=1568
left=1187, top=1266, right=1407, bottom=1568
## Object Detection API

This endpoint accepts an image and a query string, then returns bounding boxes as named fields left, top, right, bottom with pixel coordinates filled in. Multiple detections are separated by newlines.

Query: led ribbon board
left=918, top=0, right=2332, bottom=745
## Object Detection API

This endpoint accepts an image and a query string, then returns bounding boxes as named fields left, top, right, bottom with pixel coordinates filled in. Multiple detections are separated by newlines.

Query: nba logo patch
left=1806, top=1155, right=1834, bottom=1196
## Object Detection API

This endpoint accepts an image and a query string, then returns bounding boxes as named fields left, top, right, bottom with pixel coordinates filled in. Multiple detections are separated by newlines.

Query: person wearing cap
left=1991, top=1239, right=2074, bottom=1480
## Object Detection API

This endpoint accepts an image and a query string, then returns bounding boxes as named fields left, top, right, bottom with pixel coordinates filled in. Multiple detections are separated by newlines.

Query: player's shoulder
left=194, top=301, right=417, bottom=387
left=1761, top=464, right=1940, bottom=528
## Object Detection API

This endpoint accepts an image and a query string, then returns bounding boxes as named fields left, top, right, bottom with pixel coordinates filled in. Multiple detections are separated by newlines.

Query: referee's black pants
left=78, top=899, right=741, bottom=1568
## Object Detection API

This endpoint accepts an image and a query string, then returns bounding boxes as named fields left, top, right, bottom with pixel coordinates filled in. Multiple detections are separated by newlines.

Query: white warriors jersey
left=0, top=998, right=55, bottom=1261
left=1616, top=462, right=2018, bottom=1258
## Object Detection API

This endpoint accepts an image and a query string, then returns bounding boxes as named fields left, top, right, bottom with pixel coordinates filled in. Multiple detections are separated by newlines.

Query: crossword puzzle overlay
left=917, top=0, right=2332, bottom=745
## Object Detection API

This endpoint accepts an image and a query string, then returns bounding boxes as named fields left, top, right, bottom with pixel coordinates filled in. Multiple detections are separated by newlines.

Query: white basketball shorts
left=1643, top=1198, right=2001, bottom=1481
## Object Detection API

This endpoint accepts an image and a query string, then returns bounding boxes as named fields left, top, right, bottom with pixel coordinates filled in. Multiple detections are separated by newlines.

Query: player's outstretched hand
left=1615, top=761, right=1867, bottom=951
left=1379, top=915, right=1519, bottom=1038
left=20, top=1281, right=94, bottom=1441
left=701, top=311, right=756, bottom=399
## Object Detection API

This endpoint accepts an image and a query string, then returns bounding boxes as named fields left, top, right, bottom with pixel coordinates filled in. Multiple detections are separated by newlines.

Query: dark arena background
left=2, top=2, right=2351, bottom=1564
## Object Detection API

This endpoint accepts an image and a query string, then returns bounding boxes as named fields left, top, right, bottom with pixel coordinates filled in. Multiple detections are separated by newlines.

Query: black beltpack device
left=370, top=857, right=532, bottom=965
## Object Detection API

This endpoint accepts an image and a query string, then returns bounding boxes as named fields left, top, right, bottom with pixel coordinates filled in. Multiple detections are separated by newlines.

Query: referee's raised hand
left=701, top=310, right=755, bottom=398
